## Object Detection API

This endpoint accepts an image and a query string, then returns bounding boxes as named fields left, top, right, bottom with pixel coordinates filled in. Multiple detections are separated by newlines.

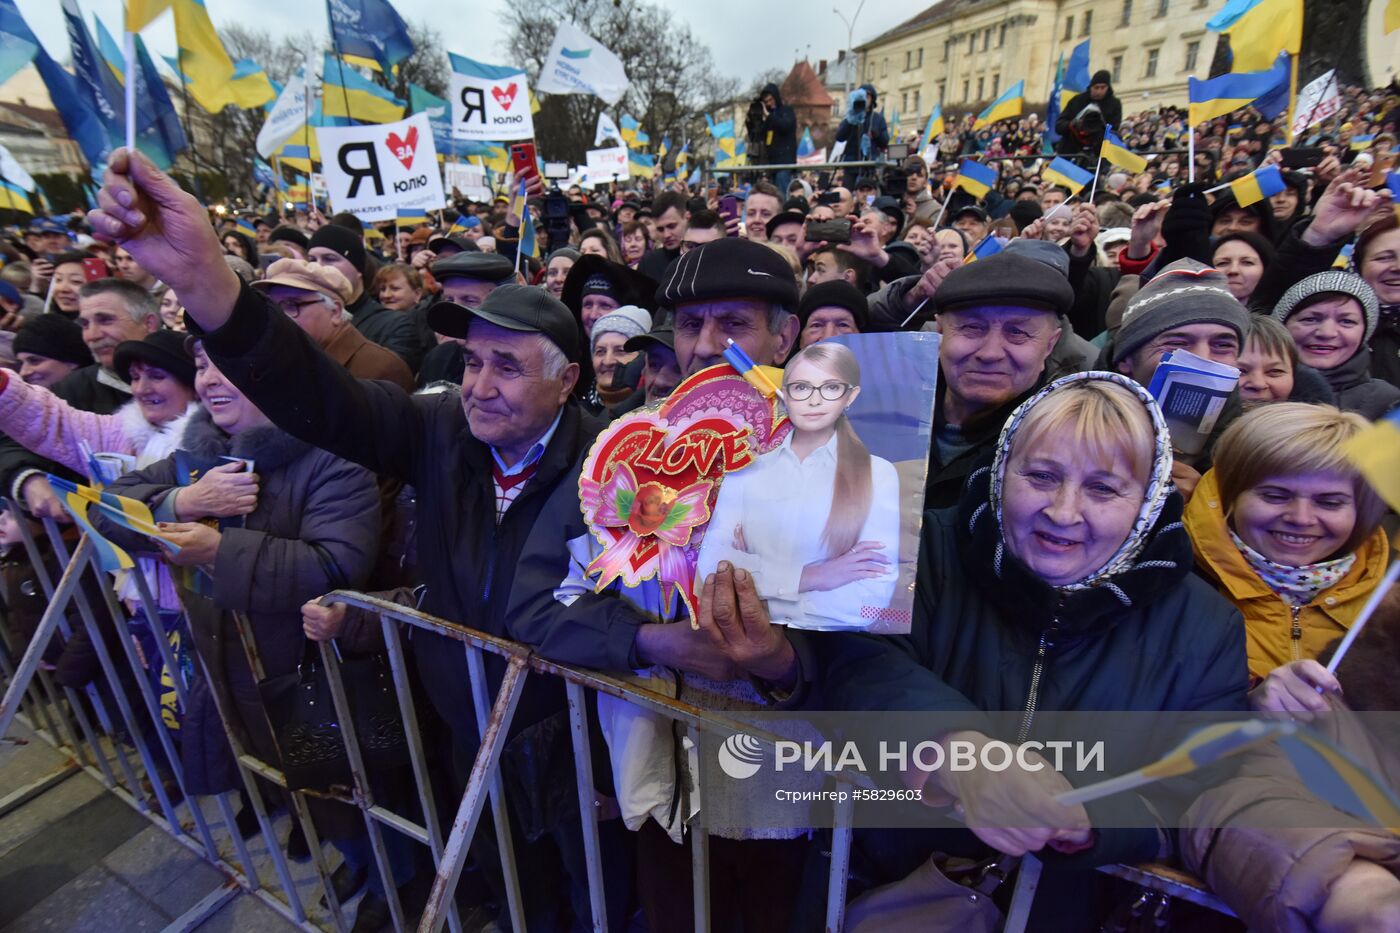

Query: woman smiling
left=1184, top=403, right=1390, bottom=697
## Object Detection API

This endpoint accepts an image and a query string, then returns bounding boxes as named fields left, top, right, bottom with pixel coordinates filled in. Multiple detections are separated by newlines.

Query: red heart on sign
left=492, top=83, right=518, bottom=112
left=385, top=125, right=419, bottom=170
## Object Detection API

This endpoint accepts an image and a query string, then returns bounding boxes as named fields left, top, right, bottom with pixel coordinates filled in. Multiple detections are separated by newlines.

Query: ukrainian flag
left=1188, top=54, right=1289, bottom=127
left=1350, top=134, right=1375, bottom=152
left=721, top=340, right=782, bottom=400
left=1042, top=157, right=1093, bottom=196
left=1101, top=127, right=1147, bottom=174
left=1278, top=726, right=1400, bottom=830
left=507, top=178, right=528, bottom=225
left=396, top=208, right=428, bottom=230
left=973, top=80, right=1024, bottom=130
left=234, top=217, right=257, bottom=237
left=519, top=209, right=540, bottom=259
left=1205, top=0, right=1302, bottom=74
left=628, top=150, right=655, bottom=174
left=322, top=53, right=406, bottom=124
left=171, top=0, right=274, bottom=112
left=1228, top=164, right=1286, bottom=207
left=963, top=235, right=1004, bottom=263
left=920, top=105, right=944, bottom=150
left=127, top=0, right=173, bottom=32
left=277, top=143, right=313, bottom=173
left=658, top=136, right=670, bottom=160
left=1344, top=406, right=1400, bottom=512
left=44, top=475, right=173, bottom=572
left=0, top=178, right=33, bottom=214
left=1061, top=40, right=1091, bottom=109
left=620, top=113, right=649, bottom=148
left=954, top=159, right=998, bottom=199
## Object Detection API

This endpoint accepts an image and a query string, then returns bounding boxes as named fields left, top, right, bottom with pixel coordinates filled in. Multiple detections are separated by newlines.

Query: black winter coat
left=1054, top=90, right=1122, bottom=156
left=193, top=282, right=606, bottom=753
left=760, top=83, right=798, bottom=165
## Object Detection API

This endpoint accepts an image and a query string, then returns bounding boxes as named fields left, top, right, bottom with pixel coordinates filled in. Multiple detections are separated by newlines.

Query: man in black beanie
left=308, top=224, right=423, bottom=370
left=1055, top=68, right=1122, bottom=156
left=12, top=314, right=93, bottom=387
left=797, top=279, right=869, bottom=348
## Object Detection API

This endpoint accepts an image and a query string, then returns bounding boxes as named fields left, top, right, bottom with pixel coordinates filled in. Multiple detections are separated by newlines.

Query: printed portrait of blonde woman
left=697, top=341, right=901, bottom=630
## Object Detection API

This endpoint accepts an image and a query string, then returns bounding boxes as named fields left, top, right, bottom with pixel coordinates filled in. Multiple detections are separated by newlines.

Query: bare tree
left=501, top=0, right=739, bottom=163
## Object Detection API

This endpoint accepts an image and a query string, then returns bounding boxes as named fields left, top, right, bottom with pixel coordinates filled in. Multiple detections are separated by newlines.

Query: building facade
left=855, top=0, right=1221, bottom=140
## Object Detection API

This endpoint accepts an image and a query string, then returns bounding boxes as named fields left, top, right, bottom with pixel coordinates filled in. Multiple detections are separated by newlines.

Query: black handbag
left=257, top=641, right=409, bottom=791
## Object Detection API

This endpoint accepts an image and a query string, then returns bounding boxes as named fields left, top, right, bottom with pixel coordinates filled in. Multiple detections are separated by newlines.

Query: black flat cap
left=656, top=237, right=799, bottom=309
left=113, top=330, right=196, bottom=388
left=431, top=251, right=515, bottom=283
left=427, top=234, right=480, bottom=255
left=624, top=325, right=675, bottom=353
left=427, top=284, right=583, bottom=364
left=933, top=251, right=1074, bottom=316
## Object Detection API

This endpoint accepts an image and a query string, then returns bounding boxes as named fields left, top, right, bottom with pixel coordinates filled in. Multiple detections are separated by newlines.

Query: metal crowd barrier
left=1, top=515, right=1231, bottom=932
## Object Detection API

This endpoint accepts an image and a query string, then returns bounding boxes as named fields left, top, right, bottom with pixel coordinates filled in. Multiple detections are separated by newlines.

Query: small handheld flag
left=1228, top=164, right=1286, bottom=208
left=963, top=235, right=1004, bottom=264
left=722, top=339, right=783, bottom=401
left=954, top=159, right=998, bottom=199
left=1188, top=53, right=1290, bottom=127
left=973, top=80, right=1024, bottom=130
left=920, top=105, right=944, bottom=150
left=396, top=208, right=428, bottom=230
left=1277, top=724, right=1400, bottom=829
left=1101, top=127, right=1147, bottom=174
left=1042, top=157, right=1093, bottom=196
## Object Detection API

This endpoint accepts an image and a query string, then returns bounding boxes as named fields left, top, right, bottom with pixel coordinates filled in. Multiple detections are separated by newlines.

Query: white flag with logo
left=257, top=71, right=310, bottom=159
left=1291, top=70, right=1341, bottom=137
left=594, top=111, right=622, bottom=147
left=537, top=22, right=630, bottom=106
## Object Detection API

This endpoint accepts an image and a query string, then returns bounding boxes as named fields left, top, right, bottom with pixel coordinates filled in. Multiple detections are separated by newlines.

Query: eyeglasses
left=786, top=380, right=852, bottom=401
left=275, top=296, right=328, bottom=318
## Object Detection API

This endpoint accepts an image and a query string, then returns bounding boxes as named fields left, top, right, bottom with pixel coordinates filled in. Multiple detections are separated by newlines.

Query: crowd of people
left=0, top=72, right=1397, bottom=932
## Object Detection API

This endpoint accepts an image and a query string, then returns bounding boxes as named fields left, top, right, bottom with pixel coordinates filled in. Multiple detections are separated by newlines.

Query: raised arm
left=0, top=371, right=134, bottom=476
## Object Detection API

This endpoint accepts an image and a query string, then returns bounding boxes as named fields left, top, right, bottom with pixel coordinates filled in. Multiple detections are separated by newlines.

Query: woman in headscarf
left=1273, top=271, right=1400, bottom=419
left=788, top=372, right=1247, bottom=927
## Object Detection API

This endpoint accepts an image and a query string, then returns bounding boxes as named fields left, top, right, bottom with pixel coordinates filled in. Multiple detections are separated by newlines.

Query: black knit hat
left=12, top=314, right=92, bottom=367
left=308, top=224, right=367, bottom=274
left=113, top=330, right=196, bottom=388
left=267, top=225, right=310, bottom=252
left=798, top=280, right=869, bottom=332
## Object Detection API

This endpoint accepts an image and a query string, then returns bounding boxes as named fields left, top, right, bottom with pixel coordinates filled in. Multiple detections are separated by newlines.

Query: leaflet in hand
left=1146, top=350, right=1240, bottom=457
left=174, top=450, right=252, bottom=531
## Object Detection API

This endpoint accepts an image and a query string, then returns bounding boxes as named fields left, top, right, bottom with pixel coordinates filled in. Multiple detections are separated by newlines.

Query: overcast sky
left=15, top=0, right=920, bottom=89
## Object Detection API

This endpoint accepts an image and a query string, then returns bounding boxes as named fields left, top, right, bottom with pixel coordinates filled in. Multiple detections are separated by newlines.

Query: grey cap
left=1272, top=270, right=1380, bottom=343
left=430, top=251, right=515, bottom=283
left=1003, top=238, right=1070, bottom=278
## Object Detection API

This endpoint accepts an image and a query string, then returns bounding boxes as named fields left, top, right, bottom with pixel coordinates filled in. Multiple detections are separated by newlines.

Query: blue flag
left=132, top=34, right=187, bottom=169
left=60, top=0, right=121, bottom=152
left=252, top=158, right=277, bottom=189
left=0, top=0, right=39, bottom=88
left=326, top=0, right=414, bottom=72
left=33, top=45, right=112, bottom=169
left=409, top=83, right=454, bottom=157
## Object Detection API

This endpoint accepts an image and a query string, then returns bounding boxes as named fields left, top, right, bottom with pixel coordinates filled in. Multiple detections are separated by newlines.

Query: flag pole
left=324, top=3, right=354, bottom=123
left=1325, top=562, right=1400, bottom=674
left=1086, top=150, right=1104, bottom=204
left=123, top=31, right=137, bottom=153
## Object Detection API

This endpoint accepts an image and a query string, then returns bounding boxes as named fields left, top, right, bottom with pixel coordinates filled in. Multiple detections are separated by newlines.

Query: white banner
left=315, top=113, right=446, bottom=222
left=585, top=145, right=629, bottom=180
left=1291, top=70, right=1341, bottom=137
left=595, top=111, right=621, bottom=147
left=537, top=22, right=630, bottom=106
left=451, top=70, right=535, bottom=142
left=257, top=71, right=309, bottom=159
left=444, top=162, right=490, bottom=201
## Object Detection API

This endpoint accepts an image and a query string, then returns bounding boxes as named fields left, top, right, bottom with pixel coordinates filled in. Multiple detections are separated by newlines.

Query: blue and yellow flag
left=234, top=217, right=257, bottom=237
left=322, top=54, right=405, bottom=124
left=0, top=178, right=33, bottom=214
left=963, top=235, right=1004, bottom=263
left=721, top=339, right=782, bottom=400
left=396, top=208, right=427, bottom=230
left=1229, top=163, right=1286, bottom=207
left=954, top=159, right=998, bottom=199
left=628, top=149, right=655, bottom=174
left=519, top=207, right=540, bottom=260
left=920, top=105, right=944, bottom=150
left=45, top=475, right=177, bottom=572
left=1042, top=157, right=1093, bottom=195
left=1206, top=0, right=1302, bottom=74
left=973, top=80, right=1024, bottom=130
left=1061, top=39, right=1091, bottom=109
left=1101, top=126, right=1147, bottom=174
left=1188, top=53, right=1290, bottom=126
left=1344, top=405, right=1400, bottom=512
left=127, top=0, right=173, bottom=32
left=1278, top=726, right=1400, bottom=830
left=619, top=113, right=649, bottom=148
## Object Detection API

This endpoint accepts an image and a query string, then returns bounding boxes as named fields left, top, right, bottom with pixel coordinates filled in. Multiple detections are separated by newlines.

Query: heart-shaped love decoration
left=492, top=82, right=518, bottom=111
left=385, top=125, right=419, bottom=170
left=580, top=364, right=790, bottom=619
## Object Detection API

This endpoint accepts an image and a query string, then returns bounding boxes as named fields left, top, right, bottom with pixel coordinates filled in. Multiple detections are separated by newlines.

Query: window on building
left=992, top=74, right=1000, bottom=98
left=1111, top=55, right=1123, bottom=83
left=968, top=34, right=975, bottom=54
left=942, top=40, right=950, bottom=62
left=999, top=23, right=1008, bottom=47
left=902, top=91, right=908, bottom=112
left=977, top=76, right=985, bottom=99
left=914, top=89, right=922, bottom=113
left=1144, top=47, right=1159, bottom=78
left=1155, top=0, right=1169, bottom=17
left=1184, top=39, right=1200, bottom=72
left=917, top=48, right=924, bottom=67
left=937, top=81, right=946, bottom=105
left=1063, top=16, right=1074, bottom=40
left=962, top=79, right=970, bottom=102
left=1121, top=0, right=1132, bottom=25
left=986, top=28, right=994, bottom=50
left=905, top=50, right=911, bottom=70
left=1081, top=10, right=1093, bottom=34
left=882, top=57, right=889, bottom=77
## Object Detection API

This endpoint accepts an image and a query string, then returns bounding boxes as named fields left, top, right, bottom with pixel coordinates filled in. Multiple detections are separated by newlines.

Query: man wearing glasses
left=253, top=258, right=413, bottom=390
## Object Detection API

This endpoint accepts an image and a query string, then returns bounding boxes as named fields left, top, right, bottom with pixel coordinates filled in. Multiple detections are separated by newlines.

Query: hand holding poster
left=315, top=112, right=446, bottom=221
left=451, top=68, right=535, bottom=142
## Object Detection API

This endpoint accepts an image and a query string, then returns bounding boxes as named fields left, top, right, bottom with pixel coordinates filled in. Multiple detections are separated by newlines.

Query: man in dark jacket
left=836, top=84, right=889, bottom=185
left=307, top=224, right=424, bottom=371
left=1055, top=70, right=1122, bottom=156
left=760, top=82, right=798, bottom=195
left=89, top=148, right=617, bottom=931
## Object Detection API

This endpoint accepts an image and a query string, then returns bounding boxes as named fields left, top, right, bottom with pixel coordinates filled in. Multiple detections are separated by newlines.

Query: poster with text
left=451, top=70, right=535, bottom=142
left=585, top=146, right=629, bottom=180
left=315, top=113, right=446, bottom=222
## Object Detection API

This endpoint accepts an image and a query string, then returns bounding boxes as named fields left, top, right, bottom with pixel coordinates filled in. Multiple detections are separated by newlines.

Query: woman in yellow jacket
left=1184, top=403, right=1391, bottom=710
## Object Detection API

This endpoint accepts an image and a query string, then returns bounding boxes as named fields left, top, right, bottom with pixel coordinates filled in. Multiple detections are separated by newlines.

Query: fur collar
left=178, top=407, right=313, bottom=473
left=118, top=401, right=202, bottom=467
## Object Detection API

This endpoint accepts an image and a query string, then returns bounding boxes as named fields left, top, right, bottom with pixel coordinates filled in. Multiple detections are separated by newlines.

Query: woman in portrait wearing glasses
left=697, top=341, right=900, bottom=631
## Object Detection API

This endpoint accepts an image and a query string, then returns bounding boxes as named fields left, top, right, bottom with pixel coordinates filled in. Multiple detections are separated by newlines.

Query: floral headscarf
left=987, top=371, right=1175, bottom=592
